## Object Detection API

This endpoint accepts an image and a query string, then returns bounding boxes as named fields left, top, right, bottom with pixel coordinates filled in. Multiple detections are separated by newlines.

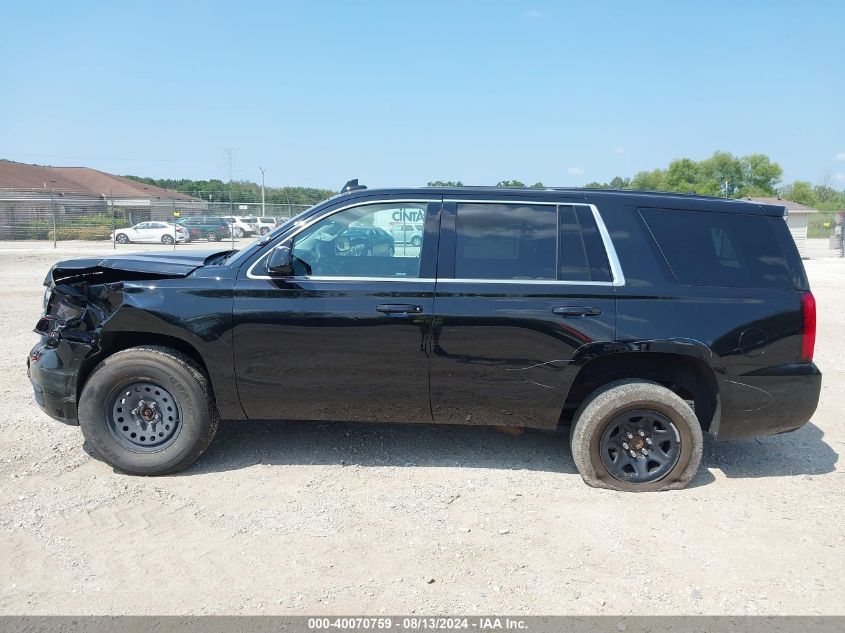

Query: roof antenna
left=341, top=179, right=367, bottom=193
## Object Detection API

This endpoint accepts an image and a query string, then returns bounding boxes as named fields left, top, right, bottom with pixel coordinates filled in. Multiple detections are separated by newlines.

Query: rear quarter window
left=640, top=208, right=795, bottom=289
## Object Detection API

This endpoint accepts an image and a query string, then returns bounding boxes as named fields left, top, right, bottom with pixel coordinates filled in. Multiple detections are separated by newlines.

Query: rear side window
left=454, top=203, right=612, bottom=282
left=640, top=208, right=794, bottom=289
left=559, top=205, right=612, bottom=282
left=455, top=203, right=557, bottom=280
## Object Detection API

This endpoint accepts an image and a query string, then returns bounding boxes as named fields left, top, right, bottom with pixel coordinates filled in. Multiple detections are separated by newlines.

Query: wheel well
left=562, top=352, right=719, bottom=432
left=77, top=332, right=211, bottom=401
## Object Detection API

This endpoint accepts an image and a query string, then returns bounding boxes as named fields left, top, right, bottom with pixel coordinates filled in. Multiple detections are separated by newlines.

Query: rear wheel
left=78, top=346, right=220, bottom=476
left=569, top=379, right=703, bottom=492
left=234, top=227, right=244, bottom=238
left=206, top=231, right=220, bottom=242
left=410, top=236, right=422, bottom=247
left=161, top=234, right=174, bottom=245
left=115, top=233, right=129, bottom=244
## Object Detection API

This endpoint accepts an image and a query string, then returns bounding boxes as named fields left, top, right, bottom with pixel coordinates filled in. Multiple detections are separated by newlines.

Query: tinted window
left=559, top=205, right=612, bottom=282
left=640, top=208, right=794, bottom=289
left=287, top=202, right=427, bottom=278
left=455, top=203, right=556, bottom=280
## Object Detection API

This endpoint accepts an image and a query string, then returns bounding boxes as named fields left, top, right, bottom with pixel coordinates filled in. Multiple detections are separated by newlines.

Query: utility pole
left=224, top=147, right=236, bottom=247
left=259, top=166, right=266, bottom=217
left=49, top=187, right=57, bottom=249
left=224, top=147, right=236, bottom=214
left=111, top=189, right=115, bottom=250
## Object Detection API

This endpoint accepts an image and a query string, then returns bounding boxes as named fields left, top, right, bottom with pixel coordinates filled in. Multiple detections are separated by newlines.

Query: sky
left=1, top=1, right=844, bottom=190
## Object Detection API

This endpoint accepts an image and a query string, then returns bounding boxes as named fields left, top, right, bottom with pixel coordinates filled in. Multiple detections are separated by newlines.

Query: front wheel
left=115, top=233, right=129, bottom=244
left=78, top=346, right=220, bottom=476
left=569, top=380, right=703, bottom=492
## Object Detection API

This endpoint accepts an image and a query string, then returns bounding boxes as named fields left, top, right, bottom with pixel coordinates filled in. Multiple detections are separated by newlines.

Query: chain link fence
left=0, top=189, right=313, bottom=244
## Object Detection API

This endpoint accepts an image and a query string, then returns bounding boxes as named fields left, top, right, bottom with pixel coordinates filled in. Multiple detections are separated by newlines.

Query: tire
left=161, top=234, right=174, bottom=245
left=115, top=233, right=129, bottom=244
left=410, top=236, right=422, bottom=247
left=206, top=232, right=220, bottom=242
left=569, top=379, right=703, bottom=492
left=234, top=227, right=244, bottom=238
left=78, top=346, right=220, bottom=476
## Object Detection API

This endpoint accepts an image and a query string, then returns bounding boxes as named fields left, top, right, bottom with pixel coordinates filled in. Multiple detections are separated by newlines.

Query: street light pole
left=259, top=166, right=266, bottom=217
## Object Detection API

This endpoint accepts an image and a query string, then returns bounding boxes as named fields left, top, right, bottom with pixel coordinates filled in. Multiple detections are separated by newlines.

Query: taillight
left=801, top=291, right=816, bottom=363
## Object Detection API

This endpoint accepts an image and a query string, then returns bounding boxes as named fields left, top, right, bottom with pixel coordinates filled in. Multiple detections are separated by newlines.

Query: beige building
left=748, top=197, right=817, bottom=258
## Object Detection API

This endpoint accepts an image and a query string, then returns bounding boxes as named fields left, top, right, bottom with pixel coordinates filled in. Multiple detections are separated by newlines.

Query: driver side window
left=287, top=202, right=427, bottom=278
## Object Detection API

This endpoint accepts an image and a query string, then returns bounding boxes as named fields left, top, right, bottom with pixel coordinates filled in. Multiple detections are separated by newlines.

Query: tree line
left=428, top=151, right=845, bottom=212
left=125, top=150, right=845, bottom=213
left=122, top=175, right=336, bottom=206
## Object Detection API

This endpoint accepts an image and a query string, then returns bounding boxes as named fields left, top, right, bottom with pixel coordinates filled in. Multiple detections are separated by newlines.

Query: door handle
left=553, top=306, right=602, bottom=318
left=376, top=304, right=423, bottom=315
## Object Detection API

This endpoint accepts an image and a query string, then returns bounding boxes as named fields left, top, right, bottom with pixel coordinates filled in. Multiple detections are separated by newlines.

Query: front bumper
left=714, top=363, right=822, bottom=439
left=27, top=339, right=86, bottom=425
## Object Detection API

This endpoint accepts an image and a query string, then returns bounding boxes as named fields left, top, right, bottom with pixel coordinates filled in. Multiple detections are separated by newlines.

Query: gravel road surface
left=0, top=242, right=842, bottom=615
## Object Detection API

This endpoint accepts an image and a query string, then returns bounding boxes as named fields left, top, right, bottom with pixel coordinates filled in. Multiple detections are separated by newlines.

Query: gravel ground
left=0, top=242, right=842, bottom=615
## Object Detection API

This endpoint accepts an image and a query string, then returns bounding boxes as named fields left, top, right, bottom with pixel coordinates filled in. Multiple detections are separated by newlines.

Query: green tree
left=699, top=151, right=744, bottom=196
left=427, top=181, right=464, bottom=187
left=782, top=181, right=819, bottom=207
left=629, top=169, right=666, bottom=191
left=496, top=180, right=526, bottom=188
left=740, top=154, right=782, bottom=195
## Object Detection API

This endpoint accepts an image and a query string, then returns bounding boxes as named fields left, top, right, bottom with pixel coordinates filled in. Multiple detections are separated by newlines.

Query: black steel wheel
left=598, top=409, right=680, bottom=484
left=79, top=346, right=220, bottom=476
left=107, top=381, right=181, bottom=452
left=570, top=380, right=703, bottom=492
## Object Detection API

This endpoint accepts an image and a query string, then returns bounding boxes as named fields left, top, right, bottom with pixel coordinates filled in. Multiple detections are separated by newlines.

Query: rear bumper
left=714, top=363, right=822, bottom=439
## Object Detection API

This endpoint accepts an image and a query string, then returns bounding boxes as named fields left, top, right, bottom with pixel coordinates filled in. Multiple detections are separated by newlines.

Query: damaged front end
left=28, top=281, right=121, bottom=424
left=28, top=250, right=226, bottom=424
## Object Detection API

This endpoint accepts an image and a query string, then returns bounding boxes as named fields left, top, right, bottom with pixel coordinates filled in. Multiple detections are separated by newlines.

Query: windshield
left=219, top=205, right=318, bottom=267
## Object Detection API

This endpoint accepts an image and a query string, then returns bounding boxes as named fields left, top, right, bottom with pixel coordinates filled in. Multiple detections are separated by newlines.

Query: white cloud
left=836, top=152, right=845, bottom=161
left=614, top=147, right=625, bottom=154
left=567, top=167, right=584, bottom=175
left=523, top=9, right=542, bottom=19
left=834, top=173, right=845, bottom=182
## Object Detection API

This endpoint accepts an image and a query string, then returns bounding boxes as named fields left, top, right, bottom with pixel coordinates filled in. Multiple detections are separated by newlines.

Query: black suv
left=177, top=216, right=232, bottom=241
left=27, top=185, right=821, bottom=491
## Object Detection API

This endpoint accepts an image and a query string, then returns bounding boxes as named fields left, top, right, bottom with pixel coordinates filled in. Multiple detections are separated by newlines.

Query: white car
left=111, top=222, right=189, bottom=245
left=221, top=216, right=259, bottom=238
left=255, top=217, right=277, bottom=235
left=388, top=223, right=424, bottom=247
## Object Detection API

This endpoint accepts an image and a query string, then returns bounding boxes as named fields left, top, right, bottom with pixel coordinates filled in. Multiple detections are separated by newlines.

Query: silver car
left=388, top=223, right=423, bottom=247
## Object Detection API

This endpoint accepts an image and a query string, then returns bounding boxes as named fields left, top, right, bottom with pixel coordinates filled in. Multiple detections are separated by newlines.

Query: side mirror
left=267, top=245, right=294, bottom=276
